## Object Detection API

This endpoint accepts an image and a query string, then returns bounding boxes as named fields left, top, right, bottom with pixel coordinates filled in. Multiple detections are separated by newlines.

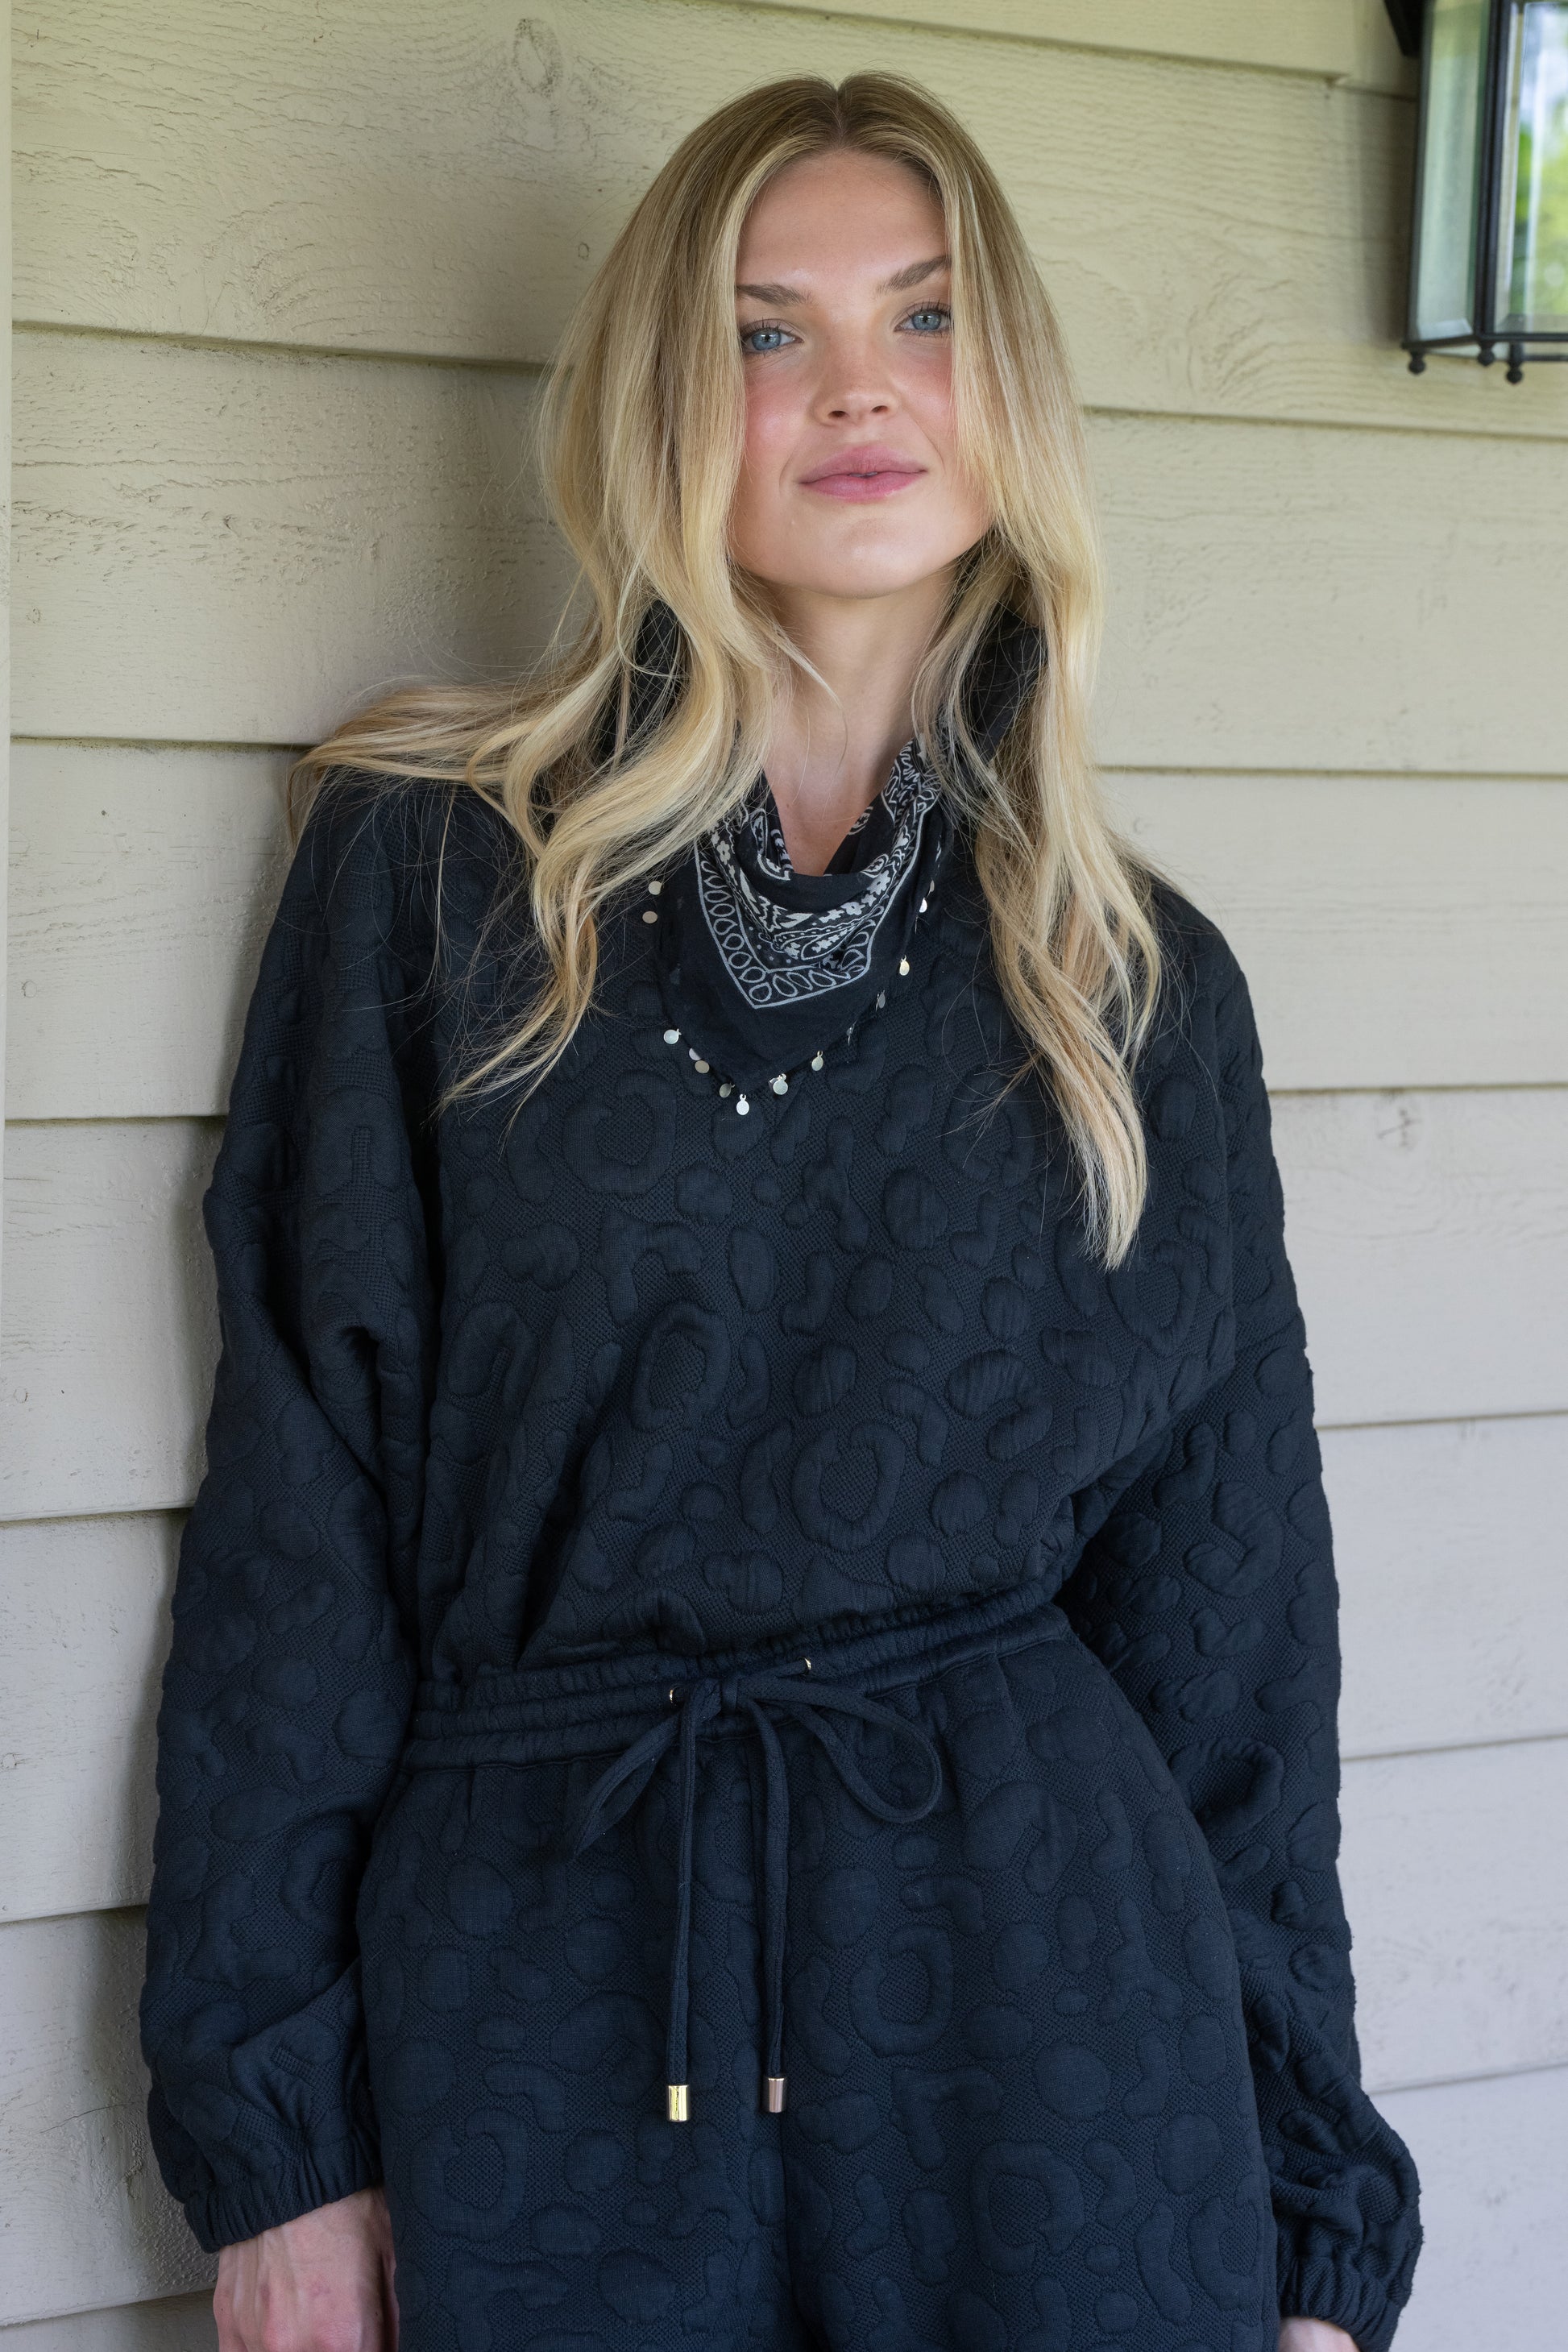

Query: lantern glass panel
left=1412, top=0, right=1492, bottom=342
left=1498, top=2, right=1568, bottom=328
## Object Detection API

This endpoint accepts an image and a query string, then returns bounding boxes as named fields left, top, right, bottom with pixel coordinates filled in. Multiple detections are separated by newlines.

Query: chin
left=775, top=551, right=961, bottom=602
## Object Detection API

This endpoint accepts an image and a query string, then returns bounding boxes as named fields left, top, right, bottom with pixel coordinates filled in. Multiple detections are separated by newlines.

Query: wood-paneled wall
left=5, top=3, right=1565, bottom=2342
left=0, top=8, right=11, bottom=1317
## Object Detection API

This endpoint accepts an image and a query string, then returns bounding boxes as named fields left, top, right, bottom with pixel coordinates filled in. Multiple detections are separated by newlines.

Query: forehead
left=736, top=150, right=947, bottom=287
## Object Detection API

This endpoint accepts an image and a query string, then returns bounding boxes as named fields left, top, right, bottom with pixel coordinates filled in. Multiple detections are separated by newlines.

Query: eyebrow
left=734, top=252, right=951, bottom=305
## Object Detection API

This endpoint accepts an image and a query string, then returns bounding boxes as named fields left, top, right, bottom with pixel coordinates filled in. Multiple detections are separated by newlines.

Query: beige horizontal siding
left=1340, top=1736, right=1568, bottom=2089
left=10, top=750, right=1567, bottom=1123
left=731, top=0, right=1419, bottom=89
left=1, top=1120, right=222, bottom=1523
left=12, top=334, right=564, bottom=749
left=0, top=1912, right=215, bottom=2326
left=1, top=0, right=11, bottom=1338
left=0, top=2296, right=215, bottom=2351
left=20, top=0, right=1535, bottom=446
left=1274, top=1086, right=1568, bottom=1426
left=16, top=332, right=1568, bottom=765
left=1108, top=773, right=1568, bottom=1092
left=0, top=1512, right=178, bottom=1924
left=1090, top=413, right=1568, bottom=775
left=6, top=747, right=289, bottom=1123
left=1327, top=1415, right=1568, bottom=1759
left=1279, top=1086, right=1568, bottom=1429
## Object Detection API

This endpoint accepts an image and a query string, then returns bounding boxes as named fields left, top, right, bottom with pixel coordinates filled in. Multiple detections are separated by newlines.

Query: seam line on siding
left=2, top=1113, right=226, bottom=1130
left=1268, top=1079, right=1568, bottom=1097
left=1102, top=763, right=1568, bottom=785
left=0, top=1504, right=189, bottom=1533
left=669, top=0, right=1417, bottom=95
left=1085, top=400, right=1568, bottom=447
left=12, top=317, right=546, bottom=377
left=1343, top=1728, right=1568, bottom=1768
left=1317, top=1404, right=1568, bottom=1434
left=10, top=733, right=309, bottom=754
left=1368, top=2053, right=1568, bottom=2099
left=0, top=2292, right=219, bottom=2336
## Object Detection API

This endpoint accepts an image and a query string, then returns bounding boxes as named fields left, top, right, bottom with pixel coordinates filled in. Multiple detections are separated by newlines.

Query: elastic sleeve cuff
left=1238, top=1967, right=1421, bottom=2352
left=180, top=2125, right=384, bottom=2255
left=1279, top=2254, right=1404, bottom=2352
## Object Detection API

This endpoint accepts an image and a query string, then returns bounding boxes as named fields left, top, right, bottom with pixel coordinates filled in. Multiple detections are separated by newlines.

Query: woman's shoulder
left=288, top=766, right=525, bottom=972
left=292, top=764, right=517, bottom=882
left=1143, top=865, right=1246, bottom=998
left=1141, top=865, right=1268, bottom=1110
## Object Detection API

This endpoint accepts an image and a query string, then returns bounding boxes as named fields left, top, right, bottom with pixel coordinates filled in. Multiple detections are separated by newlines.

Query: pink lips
left=799, top=445, right=927, bottom=502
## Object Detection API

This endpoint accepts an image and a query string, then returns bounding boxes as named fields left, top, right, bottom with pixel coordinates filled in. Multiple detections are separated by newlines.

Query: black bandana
left=619, top=604, right=1043, bottom=1094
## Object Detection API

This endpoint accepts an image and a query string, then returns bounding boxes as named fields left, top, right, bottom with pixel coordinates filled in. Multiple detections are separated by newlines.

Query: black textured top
left=139, top=765, right=1421, bottom=2345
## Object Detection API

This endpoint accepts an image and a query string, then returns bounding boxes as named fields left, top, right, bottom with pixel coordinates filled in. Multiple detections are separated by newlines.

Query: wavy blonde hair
left=288, top=71, right=1164, bottom=1266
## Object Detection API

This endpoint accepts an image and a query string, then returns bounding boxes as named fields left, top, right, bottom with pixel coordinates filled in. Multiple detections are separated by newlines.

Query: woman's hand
left=214, top=2186, right=397, bottom=2352
left=1280, top=2321, right=1360, bottom=2351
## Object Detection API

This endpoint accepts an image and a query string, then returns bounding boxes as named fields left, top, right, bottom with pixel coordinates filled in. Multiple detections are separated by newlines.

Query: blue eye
left=740, top=322, right=793, bottom=355
left=902, top=305, right=952, bottom=335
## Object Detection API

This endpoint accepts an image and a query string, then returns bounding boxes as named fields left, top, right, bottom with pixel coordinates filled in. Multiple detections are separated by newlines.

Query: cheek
left=900, top=355, right=990, bottom=532
left=732, top=376, right=801, bottom=562
left=899, top=351, right=961, bottom=470
left=740, top=370, right=800, bottom=479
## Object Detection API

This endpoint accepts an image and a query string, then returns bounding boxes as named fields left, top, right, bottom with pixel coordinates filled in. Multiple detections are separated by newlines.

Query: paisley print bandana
left=649, top=740, right=954, bottom=1093
left=627, top=601, right=1044, bottom=1095
left=694, top=737, right=944, bottom=1014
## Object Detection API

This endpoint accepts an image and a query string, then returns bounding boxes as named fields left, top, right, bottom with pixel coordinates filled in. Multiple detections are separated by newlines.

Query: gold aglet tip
left=667, top=2083, right=689, bottom=2122
left=765, top=2074, right=786, bottom=2113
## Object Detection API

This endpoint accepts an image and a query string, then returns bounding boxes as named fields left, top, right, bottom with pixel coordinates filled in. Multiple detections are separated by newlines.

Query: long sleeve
left=1057, top=927, right=1422, bottom=2352
left=139, top=778, right=441, bottom=2252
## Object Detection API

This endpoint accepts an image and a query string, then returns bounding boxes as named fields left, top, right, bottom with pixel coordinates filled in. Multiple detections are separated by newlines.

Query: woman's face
left=728, top=148, right=992, bottom=604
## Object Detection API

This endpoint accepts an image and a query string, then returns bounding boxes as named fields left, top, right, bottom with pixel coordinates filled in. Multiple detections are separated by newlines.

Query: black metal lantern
left=1390, top=0, right=1568, bottom=379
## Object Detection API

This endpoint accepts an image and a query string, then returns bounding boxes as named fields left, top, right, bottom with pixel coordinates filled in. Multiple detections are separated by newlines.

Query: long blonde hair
left=288, top=72, right=1164, bottom=1266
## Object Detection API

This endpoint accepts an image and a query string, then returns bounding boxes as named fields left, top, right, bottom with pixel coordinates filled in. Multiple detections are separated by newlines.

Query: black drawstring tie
left=566, top=1663, right=944, bottom=2120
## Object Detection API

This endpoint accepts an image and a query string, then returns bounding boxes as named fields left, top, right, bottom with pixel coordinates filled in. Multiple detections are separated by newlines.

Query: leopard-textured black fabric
left=139, top=773, right=1421, bottom=2350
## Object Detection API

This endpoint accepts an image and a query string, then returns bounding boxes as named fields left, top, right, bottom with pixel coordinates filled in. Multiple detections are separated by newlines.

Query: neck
left=760, top=571, right=952, bottom=875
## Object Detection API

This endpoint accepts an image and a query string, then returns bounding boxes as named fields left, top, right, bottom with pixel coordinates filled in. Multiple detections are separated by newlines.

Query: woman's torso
left=364, top=788, right=1234, bottom=1687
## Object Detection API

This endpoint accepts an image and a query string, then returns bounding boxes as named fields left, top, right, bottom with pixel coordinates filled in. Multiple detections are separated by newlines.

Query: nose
left=813, top=327, right=900, bottom=424
left=821, top=383, right=894, bottom=421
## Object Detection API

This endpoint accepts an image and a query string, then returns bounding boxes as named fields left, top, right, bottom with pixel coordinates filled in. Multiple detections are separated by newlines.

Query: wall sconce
left=1390, top=0, right=1568, bottom=380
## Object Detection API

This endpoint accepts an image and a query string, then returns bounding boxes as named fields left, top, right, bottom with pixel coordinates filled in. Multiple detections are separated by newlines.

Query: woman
left=139, top=72, right=1422, bottom=2352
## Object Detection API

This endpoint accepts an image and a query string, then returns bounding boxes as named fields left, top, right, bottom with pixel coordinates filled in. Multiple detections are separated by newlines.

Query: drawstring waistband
left=398, top=1578, right=1076, bottom=2122
left=564, top=1663, right=943, bottom=2120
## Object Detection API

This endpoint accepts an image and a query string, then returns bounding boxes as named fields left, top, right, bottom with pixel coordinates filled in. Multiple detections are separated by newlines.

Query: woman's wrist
left=214, top=2186, right=397, bottom=2352
left=1279, top=2318, right=1360, bottom=2351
